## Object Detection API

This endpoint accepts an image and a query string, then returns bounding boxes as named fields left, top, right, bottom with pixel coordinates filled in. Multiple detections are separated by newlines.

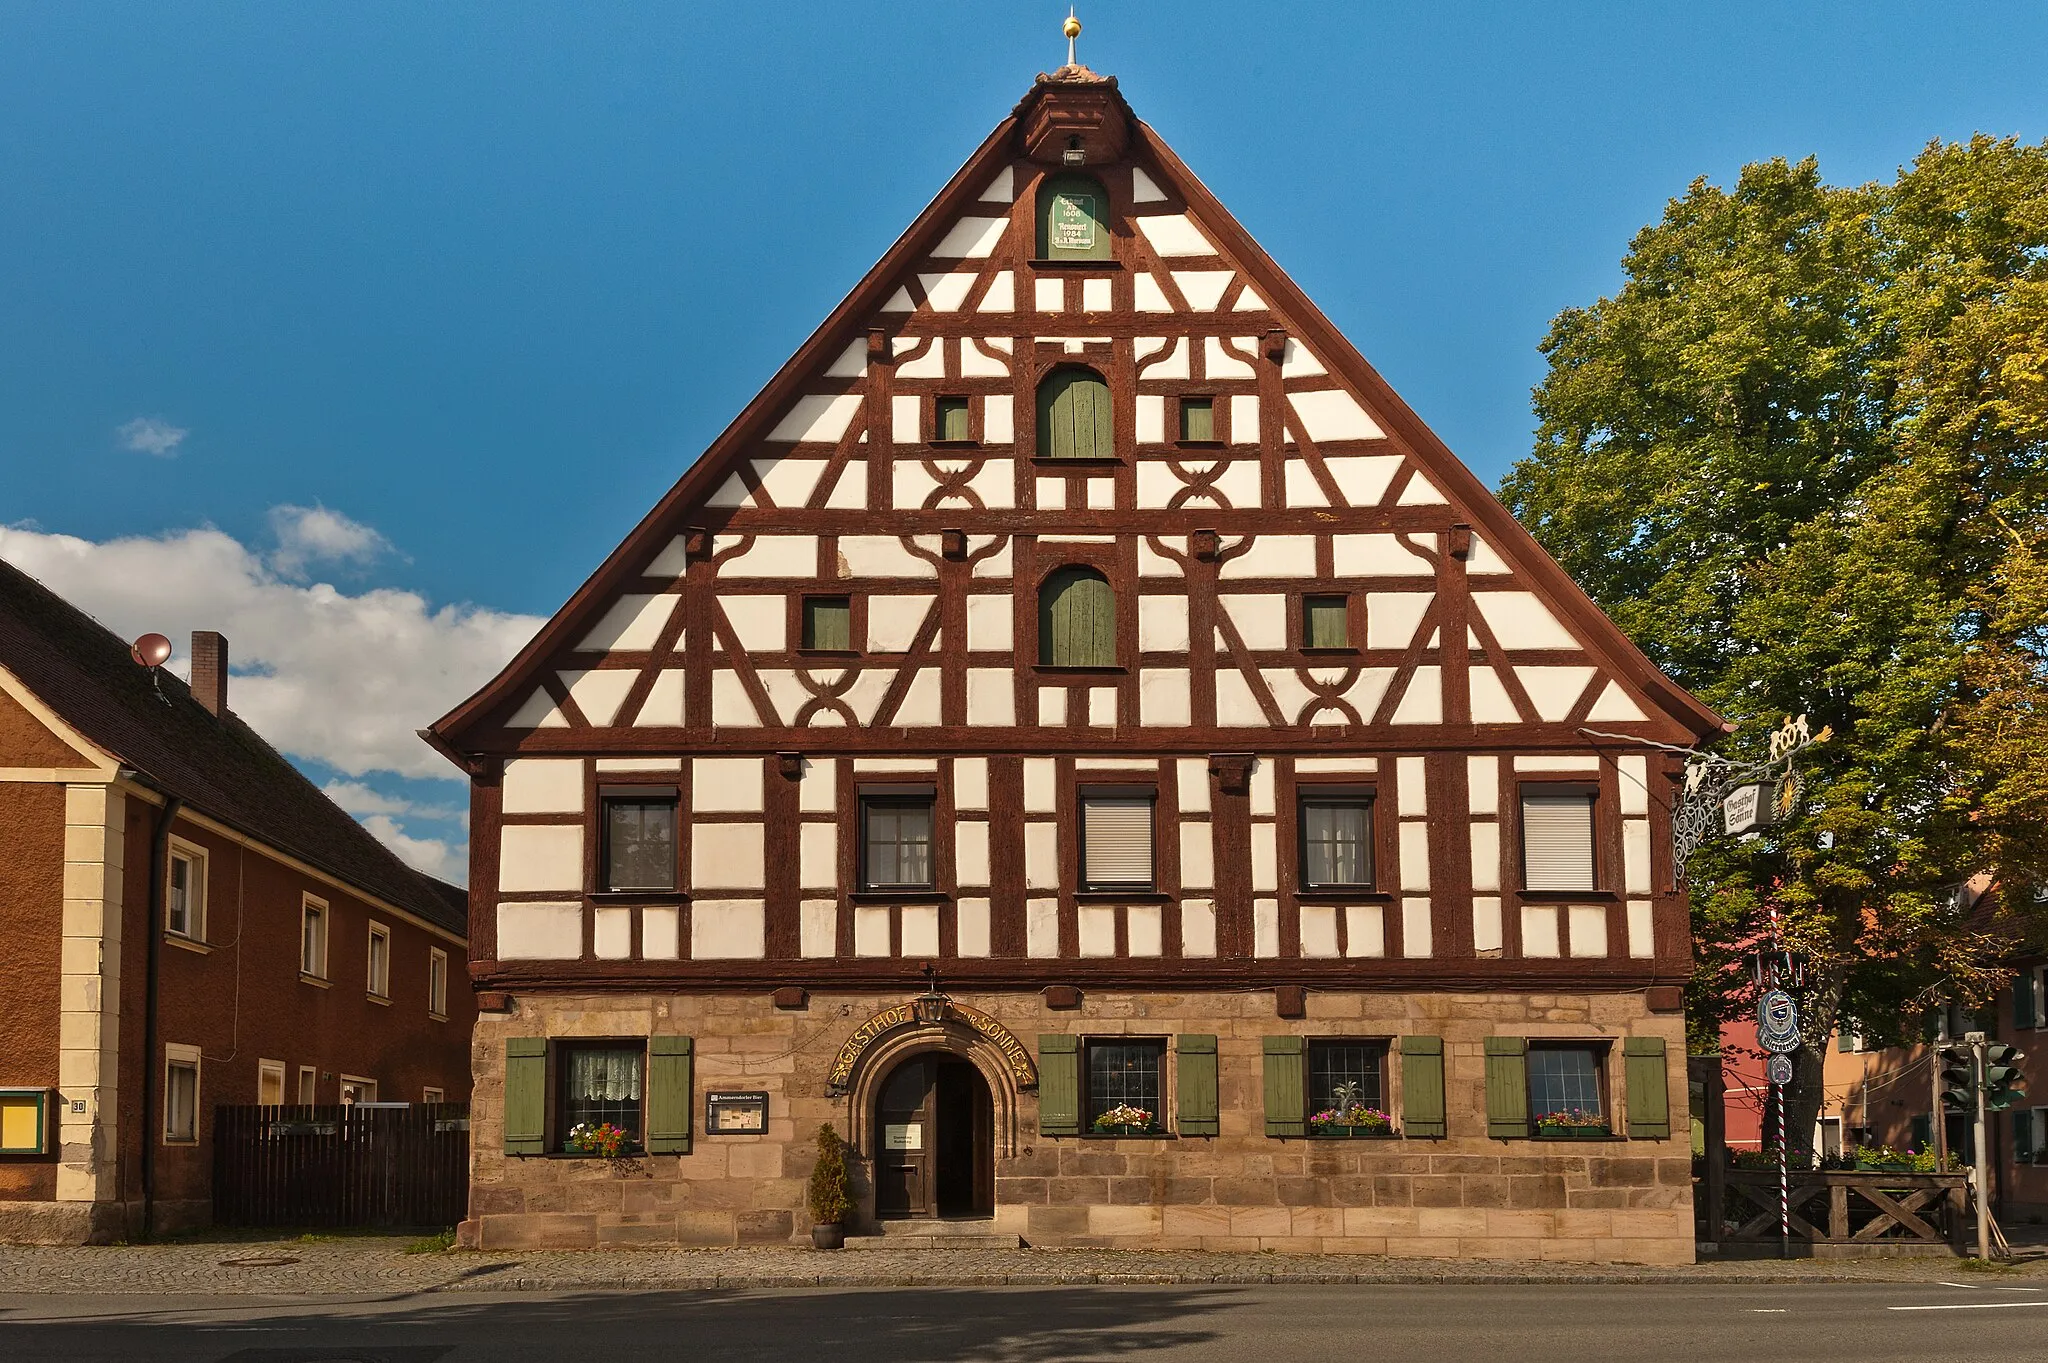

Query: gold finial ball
left=1063, top=15, right=1082, bottom=39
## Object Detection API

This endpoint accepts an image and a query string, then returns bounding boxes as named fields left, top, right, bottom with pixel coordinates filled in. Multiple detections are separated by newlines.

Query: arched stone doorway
left=872, top=1052, right=994, bottom=1219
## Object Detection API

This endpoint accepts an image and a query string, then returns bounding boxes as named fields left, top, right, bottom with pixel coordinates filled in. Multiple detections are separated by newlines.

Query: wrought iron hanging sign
left=1757, top=988, right=1802, bottom=1055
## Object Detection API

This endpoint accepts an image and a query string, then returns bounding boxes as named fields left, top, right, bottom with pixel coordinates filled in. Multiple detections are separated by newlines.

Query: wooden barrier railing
left=1716, top=1168, right=1967, bottom=1248
left=213, top=1103, right=469, bottom=1230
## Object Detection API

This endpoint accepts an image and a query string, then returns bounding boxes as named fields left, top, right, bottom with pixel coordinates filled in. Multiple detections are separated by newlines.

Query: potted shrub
left=1309, top=1080, right=1396, bottom=1138
left=808, top=1123, right=852, bottom=1249
left=1533, top=1108, right=1611, bottom=1138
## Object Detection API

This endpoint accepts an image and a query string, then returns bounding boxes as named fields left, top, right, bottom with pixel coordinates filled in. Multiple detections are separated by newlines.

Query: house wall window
left=1179, top=396, right=1214, bottom=442
left=1528, top=1045, right=1605, bottom=1123
left=424, top=1087, right=445, bottom=1105
left=166, top=841, right=206, bottom=939
left=1085, top=1038, right=1164, bottom=1133
left=340, top=1076, right=378, bottom=1105
left=859, top=788, right=936, bottom=891
left=1036, top=172, right=1111, bottom=260
left=1080, top=787, right=1155, bottom=890
left=802, top=596, right=853, bottom=651
left=1039, top=566, right=1116, bottom=666
left=163, top=1045, right=201, bottom=1144
left=257, top=1060, right=285, bottom=1107
left=560, top=1042, right=644, bottom=1149
left=296, top=1066, right=318, bottom=1105
left=1308, top=1039, right=1388, bottom=1124
left=301, top=897, right=328, bottom=979
left=429, top=947, right=449, bottom=1019
left=1303, top=595, right=1350, bottom=649
left=366, top=922, right=391, bottom=999
left=935, top=395, right=971, bottom=441
left=1036, top=367, right=1113, bottom=460
left=1521, top=787, right=1598, bottom=892
left=601, top=787, right=678, bottom=892
left=1299, top=790, right=1374, bottom=889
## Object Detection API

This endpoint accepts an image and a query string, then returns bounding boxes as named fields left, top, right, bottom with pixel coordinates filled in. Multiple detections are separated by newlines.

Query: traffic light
left=1941, top=1046, right=1976, bottom=1112
left=1984, top=1043, right=2028, bottom=1112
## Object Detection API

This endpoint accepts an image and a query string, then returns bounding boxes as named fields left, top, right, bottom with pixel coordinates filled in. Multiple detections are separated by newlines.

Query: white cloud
left=359, top=814, right=467, bottom=883
left=0, top=519, right=543, bottom=781
left=267, top=504, right=397, bottom=578
left=118, top=417, right=188, bottom=457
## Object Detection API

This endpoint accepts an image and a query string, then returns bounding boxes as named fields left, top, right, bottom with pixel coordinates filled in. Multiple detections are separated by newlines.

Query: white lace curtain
left=566, top=1048, right=641, bottom=1103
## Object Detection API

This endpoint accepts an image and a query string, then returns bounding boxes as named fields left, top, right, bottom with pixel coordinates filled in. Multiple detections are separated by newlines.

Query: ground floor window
left=340, top=1076, right=378, bottom=1106
left=560, top=1042, right=644, bottom=1151
left=1085, top=1038, right=1164, bottom=1134
left=164, top=1045, right=201, bottom=1143
left=1528, top=1045, right=1605, bottom=1125
left=1308, top=1039, right=1388, bottom=1132
left=297, top=1066, right=318, bottom=1105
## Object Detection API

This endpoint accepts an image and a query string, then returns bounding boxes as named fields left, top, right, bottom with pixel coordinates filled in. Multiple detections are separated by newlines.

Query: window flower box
left=1534, top=1109, right=1610, bottom=1139
left=1309, top=1105, right=1397, bottom=1139
left=1091, top=1104, right=1157, bottom=1137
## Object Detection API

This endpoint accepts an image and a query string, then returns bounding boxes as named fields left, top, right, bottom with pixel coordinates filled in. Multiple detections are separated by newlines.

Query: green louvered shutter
left=1038, top=174, right=1111, bottom=261
left=1177, top=1034, right=1219, bottom=1136
left=1837, top=1026, right=1854, bottom=1053
left=504, top=1038, right=546, bottom=1155
left=1484, top=1036, right=1530, bottom=1139
left=1401, top=1036, right=1446, bottom=1138
left=1262, top=1036, right=1307, bottom=1137
left=1040, top=567, right=1115, bottom=666
left=1038, top=369, right=1113, bottom=459
left=1624, top=1036, right=1671, bottom=1139
left=2017, top=976, right=2039, bottom=1031
left=645, top=1035, right=694, bottom=1154
left=1038, top=1035, right=1080, bottom=1137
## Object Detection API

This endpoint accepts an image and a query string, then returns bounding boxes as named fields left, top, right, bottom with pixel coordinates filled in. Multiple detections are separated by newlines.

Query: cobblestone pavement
left=5, top=1239, right=2048, bottom=1294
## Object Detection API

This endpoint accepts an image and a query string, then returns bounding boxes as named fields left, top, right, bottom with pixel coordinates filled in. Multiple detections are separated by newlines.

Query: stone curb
left=425, top=1269, right=1897, bottom=1291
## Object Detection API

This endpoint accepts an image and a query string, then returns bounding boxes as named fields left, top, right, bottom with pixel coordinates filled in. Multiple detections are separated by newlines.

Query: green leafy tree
left=1502, top=137, right=2048, bottom=1154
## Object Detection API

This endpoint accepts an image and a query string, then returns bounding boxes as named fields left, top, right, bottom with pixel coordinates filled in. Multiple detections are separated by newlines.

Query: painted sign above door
left=826, top=998, right=1039, bottom=1095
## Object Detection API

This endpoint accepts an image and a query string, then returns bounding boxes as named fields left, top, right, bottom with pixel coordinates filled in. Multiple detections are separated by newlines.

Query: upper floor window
left=1521, top=786, right=1597, bottom=892
left=366, top=922, right=391, bottom=999
left=1037, top=367, right=1113, bottom=460
left=429, top=947, right=450, bottom=1019
left=1303, top=595, right=1350, bottom=649
left=1039, top=567, right=1116, bottom=667
left=934, top=395, right=971, bottom=442
left=300, top=897, right=328, bottom=979
left=1037, top=172, right=1111, bottom=260
left=601, top=787, right=678, bottom=892
left=1080, top=787, right=1155, bottom=891
left=802, top=596, right=853, bottom=651
left=859, top=787, right=935, bottom=891
left=166, top=841, right=206, bottom=940
left=1179, top=396, right=1214, bottom=442
left=1299, top=789, right=1374, bottom=889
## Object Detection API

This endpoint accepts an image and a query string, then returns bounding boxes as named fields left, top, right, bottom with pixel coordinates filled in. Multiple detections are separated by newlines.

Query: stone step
left=843, top=1219, right=1022, bottom=1250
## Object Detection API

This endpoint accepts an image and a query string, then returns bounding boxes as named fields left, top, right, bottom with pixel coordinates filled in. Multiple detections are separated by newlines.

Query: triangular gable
left=431, top=71, right=1720, bottom=747
left=0, top=663, right=119, bottom=776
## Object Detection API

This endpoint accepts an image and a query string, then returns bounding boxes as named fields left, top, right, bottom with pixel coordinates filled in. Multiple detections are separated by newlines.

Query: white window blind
left=1083, top=796, right=1154, bottom=887
left=1522, top=792, right=1596, bottom=892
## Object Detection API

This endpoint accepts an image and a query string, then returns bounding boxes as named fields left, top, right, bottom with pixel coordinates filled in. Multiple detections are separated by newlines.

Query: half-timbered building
left=430, top=63, right=1722, bottom=1263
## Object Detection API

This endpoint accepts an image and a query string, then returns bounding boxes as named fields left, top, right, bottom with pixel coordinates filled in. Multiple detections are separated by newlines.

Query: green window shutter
left=803, top=598, right=851, bottom=651
left=2016, top=976, right=2039, bottom=1031
left=1040, top=567, right=1115, bottom=667
left=1037, top=368, right=1113, bottom=459
left=1305, top=596, right=1349, bottom=648
left=504, top=1038, right=546, bottom=1155
left=1038, top=174, right=1111, bottom=261
left=1401, top=1036, right=1447, bottom=1138
left=1910, top=1112, right=1932, bottom=1149
left=1038, top=1035, right=1080, bottom=1137
left=645, top=1035, right=694, bottom=1154
left=1262, top=1036, right=1307, bottom=1137
left=936, top=396, right=970, bottom=442
left=1483, top=1036, right=1529, bottom=1139
left=1623, top=1036, right=1671, bottom=1139
left=1836, top=1026, right=1853, bottom=1053
left=1177, top=1034, right=1219, bottom=1136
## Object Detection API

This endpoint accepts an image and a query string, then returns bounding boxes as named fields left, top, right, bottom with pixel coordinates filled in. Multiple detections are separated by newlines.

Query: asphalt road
left=6, top=1281, right=2048, bottom=1362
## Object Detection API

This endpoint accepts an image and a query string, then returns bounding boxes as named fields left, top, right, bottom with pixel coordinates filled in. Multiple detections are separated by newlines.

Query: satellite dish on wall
left=131, top=633, right=173, bottom=668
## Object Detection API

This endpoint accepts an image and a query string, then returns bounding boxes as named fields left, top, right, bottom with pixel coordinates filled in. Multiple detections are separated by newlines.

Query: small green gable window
left=1037, top=173, right=1111, bottom=261
left=1037, top=367, right=1113, bottom=460
left=1040, top=566, right=1116, bottom=667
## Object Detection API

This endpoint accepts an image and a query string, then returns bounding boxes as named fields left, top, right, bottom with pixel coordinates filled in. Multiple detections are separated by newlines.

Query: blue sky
left=3, top=2, right=2044, bottom=879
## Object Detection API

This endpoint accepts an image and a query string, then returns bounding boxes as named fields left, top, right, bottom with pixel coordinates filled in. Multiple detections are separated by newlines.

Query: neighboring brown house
left=0, top=560, right=474, bottom=1243
left=427, top=65, right=1721, bottom=1264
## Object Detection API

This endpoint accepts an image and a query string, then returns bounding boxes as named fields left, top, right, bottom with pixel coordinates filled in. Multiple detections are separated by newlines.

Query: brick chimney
left=190, top=631, right=228, bottom=717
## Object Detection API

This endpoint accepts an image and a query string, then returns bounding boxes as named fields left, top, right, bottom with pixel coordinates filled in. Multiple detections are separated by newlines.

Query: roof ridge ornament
left=1064, top=8, right=1080, bottom=68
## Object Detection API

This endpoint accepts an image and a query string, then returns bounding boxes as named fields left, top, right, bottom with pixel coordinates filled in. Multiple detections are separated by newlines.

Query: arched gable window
left=1036, top=367, right=1113, bottom=460
left=1036, top=172, right=1111, bottom=261
left=1039, top=567, right=1116, bottom=667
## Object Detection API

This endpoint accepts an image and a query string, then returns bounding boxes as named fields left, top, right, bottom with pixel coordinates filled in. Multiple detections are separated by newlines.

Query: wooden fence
left=1716, top=1168, right=1968, bottom=1250
left=213, top=1104, right=469, bottom=1230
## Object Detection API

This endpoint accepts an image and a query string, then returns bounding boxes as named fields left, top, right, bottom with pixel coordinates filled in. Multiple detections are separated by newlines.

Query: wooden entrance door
left=874, top=1055, right=993, bottom=1219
